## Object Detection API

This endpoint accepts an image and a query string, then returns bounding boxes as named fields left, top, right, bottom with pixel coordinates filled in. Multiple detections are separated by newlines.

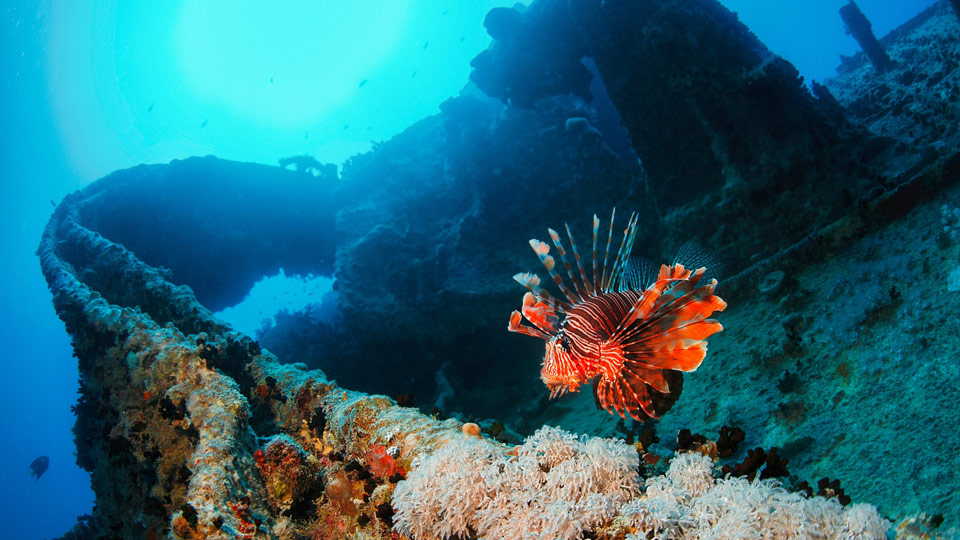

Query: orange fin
left=508, top=309, right=548, bottom=339
left=521, top=292, right=559, bottom=334
left=593, top=368, right=684, bottom=421
left=513, top=272, right=566, bottom=313
left=614, top=264, right=726, bottom=357
left=592, top=263, right=725, bottom=420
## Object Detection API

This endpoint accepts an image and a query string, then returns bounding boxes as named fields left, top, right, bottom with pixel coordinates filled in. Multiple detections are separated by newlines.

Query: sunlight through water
left=174, top=1, right=410, bottom=128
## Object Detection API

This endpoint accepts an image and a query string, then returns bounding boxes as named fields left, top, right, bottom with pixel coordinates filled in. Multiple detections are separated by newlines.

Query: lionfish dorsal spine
left=564, top=222, right=595, bottom=296
left=512, top=271, right=545, bottom=302
left=547, top=228, right=586, bottom=301
left=511, top=209, right=644, bottom=338
left=622, top=213, right=640, bottom=288
left=512, top=272, right=567, bottom=315
left=592, top=214, right=600, bottom=293
left=604, top=211, right=639, bottom=293
left=600, top=208, right=616, bottom=292
left=613, top=212, right=639, bottom=291
left=529, top=239, right=579, bottom=307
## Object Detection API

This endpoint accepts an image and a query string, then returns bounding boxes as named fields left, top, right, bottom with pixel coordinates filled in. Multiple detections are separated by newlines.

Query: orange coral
left=366, top=444, right=404, bottom=479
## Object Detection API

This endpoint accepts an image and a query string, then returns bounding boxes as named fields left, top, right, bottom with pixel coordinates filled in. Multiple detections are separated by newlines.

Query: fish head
left=540, top=335, right=582, bottom=398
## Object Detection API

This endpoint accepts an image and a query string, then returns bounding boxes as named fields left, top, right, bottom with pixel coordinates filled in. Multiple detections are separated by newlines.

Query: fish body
left=29, top=455, right=49, bottom=480
left=508, top=210, right=726, bottom=421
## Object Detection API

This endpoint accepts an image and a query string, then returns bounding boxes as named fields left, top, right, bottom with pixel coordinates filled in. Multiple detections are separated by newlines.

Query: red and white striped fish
left=508, top=210, right=726, bottom=421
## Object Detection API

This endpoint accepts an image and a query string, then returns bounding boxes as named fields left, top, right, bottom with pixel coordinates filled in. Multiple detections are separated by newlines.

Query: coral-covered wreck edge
left=38, top=173, right=479, bottom=538
left=39, top=167, right=894, bottom=539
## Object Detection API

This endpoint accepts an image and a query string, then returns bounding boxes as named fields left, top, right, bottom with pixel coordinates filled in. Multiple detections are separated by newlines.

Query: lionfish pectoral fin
left=674, top=241, right=724, bottom=283
left=593, top=369, right=683, bottom=421
left=593, top=376, right=628, bottom=419
left=549, top=384, right=573, bottom=399
left=508, top=310, right=548, bottom=339
left=592, top=263, right=725, bottom=421
left=657, top=262, right=692, bottom=281
left=614, top=264, right=726, bottom=372
left=623, top=363, right=670, bottom=393
left=522, top=292, right=560, bottom=332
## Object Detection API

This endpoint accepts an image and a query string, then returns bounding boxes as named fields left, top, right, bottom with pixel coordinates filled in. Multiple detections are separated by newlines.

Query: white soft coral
left=392, top=425, right=641, bottom=540
left=620, top=452, right=890, bottom=539
left=393, top=433, right=889, bottom=540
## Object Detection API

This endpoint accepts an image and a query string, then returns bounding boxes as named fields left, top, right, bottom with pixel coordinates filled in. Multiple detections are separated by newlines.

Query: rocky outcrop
left=469, top=0, right=883, bottom=273
left=73, top=156, right=339, bottom=312
left=325, top=94, right=643, bottom=409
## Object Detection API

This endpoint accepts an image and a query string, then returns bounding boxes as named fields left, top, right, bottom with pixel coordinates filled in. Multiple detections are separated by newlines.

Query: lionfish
left=508, top=210, right=726, bottom=421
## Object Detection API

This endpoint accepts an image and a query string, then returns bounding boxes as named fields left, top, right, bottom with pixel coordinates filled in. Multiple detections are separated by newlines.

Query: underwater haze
left=0, top=1, right=943, bottom=538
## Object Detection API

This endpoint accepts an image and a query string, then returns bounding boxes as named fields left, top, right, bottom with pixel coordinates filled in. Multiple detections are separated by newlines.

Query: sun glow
left=174, top=1, right=410, bottom=128
left=46, top=0, right=506, bottom=181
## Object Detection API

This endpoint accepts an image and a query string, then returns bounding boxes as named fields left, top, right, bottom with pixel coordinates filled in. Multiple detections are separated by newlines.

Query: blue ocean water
left=0, top=1, right=938, bottom=538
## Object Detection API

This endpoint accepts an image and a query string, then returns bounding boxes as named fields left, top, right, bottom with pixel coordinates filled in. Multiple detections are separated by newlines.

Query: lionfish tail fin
left=622, top=257, right=660, bottom=291
left=674, top=241, right=724, bottom=283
